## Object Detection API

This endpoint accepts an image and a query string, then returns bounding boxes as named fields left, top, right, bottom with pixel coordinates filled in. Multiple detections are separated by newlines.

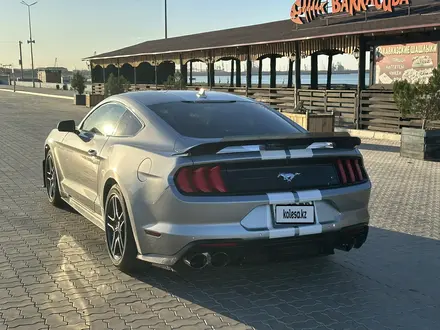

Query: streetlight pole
left=21, top=1, right=37, bottom=88
left=165, top=0, right=168, bottom=39
left=18, top=41, right=24, bottom=80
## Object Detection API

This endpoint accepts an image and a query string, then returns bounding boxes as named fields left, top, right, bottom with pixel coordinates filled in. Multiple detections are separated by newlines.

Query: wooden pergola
left=87, top=31, right=360, bottom=90
left=84, top=0, right=440, bottom=133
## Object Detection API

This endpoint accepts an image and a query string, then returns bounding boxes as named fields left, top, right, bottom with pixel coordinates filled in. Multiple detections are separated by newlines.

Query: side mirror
left=57, top=120, right=76, bottom=133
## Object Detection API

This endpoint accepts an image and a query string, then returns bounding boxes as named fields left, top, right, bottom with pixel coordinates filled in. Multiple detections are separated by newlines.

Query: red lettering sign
left=290, top=0, right=329, bottom=24
left=291, top=0, right=411, bottom=24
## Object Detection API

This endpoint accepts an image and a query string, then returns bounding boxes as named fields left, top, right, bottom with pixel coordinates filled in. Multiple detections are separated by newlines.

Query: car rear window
left=148, top=101, right=301, bottom=138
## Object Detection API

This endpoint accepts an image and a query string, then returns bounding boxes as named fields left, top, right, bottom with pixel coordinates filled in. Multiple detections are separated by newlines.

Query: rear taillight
left=353, top=159, right=364, bottom=181
left=336, top=158, right=365, bottom=185
left=336, top=160, right=347, bottom=184
left=175, top=165, right=227, bottom=194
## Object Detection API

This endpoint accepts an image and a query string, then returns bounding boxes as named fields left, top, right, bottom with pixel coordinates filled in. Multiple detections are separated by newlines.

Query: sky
left=0, top=0, right=359, bottom=71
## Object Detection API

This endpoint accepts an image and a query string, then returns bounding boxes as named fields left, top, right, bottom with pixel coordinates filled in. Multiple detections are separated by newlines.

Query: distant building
left=0, top=74, right=10, bottom=85
left=37, top=69, right=62, bottom=83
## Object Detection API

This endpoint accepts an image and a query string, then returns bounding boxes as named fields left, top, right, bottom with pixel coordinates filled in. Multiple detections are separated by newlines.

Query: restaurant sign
left=375, top=42, right=438, bottom=85
left=291, top=0, right=411, bottom=24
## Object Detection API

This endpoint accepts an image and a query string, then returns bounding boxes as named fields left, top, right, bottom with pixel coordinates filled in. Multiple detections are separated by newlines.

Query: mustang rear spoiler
left=183, top=132, right=361, bottom=156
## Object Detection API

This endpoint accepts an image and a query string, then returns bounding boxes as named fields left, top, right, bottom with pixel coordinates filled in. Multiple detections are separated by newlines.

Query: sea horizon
left=189, top=72, right=370, bottom=86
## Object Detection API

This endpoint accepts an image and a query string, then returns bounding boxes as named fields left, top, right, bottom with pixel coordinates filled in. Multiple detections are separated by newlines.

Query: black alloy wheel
left=104, top=184, right=138, bottom=272
left=45, top=150, right=63, bottom=207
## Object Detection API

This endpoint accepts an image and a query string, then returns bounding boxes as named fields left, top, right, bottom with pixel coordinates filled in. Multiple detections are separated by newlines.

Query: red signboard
left=291, top=0, right=411, bottom=25
left=375, top=42, right=438, bottom=85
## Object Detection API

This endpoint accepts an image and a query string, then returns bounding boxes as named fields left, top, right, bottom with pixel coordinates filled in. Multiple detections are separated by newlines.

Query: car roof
left=110, top=90, right=253, bottom=108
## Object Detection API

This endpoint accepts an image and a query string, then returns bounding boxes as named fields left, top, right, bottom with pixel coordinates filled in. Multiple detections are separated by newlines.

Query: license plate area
left=275, top=202, right=315, bottom=224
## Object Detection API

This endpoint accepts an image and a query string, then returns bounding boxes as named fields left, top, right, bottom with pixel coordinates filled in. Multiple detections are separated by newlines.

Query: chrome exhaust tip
left=183, top=252, right=210, bottom=269
left=336, top=239, right=355, bottom=252
left=211, top=252, right=230, bottom=267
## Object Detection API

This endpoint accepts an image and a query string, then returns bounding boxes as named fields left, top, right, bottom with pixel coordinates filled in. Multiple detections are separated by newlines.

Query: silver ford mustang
left=43, top=89, right=371, bottom=272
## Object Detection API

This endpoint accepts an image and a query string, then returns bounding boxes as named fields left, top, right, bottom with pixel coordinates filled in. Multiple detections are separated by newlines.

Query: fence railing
left=359, top=90, right=440, bottom=133
left=92, top=83, right=357, bottom=129
left=91, top=83, right=436, bottom=133
left=360, top=90, right=402, bottom=133
left=296, top=89, right=357, bottom=128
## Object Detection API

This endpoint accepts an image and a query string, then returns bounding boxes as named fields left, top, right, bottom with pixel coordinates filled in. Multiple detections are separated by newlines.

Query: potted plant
left=104, top=73, right=131, bottom=96
left=393, top=65, right=440, bottom=161
left=163, top=72, right=187, bottom=90
left=86, top=73, right=131, bottom=108
left=71, top=71, right=86, bottom=105
left=280, top=101, right=335, bottom=133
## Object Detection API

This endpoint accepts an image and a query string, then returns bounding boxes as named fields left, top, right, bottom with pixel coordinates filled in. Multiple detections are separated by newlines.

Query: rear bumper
left=131, top=182, right=371, bottom=266
left=187, top=223, right=369, bottom=259
left=138, top=224, right=369, bottom=266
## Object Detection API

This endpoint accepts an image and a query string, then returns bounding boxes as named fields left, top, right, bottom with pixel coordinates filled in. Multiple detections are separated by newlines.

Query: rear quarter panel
left=97, top=139, right=188, bottom=254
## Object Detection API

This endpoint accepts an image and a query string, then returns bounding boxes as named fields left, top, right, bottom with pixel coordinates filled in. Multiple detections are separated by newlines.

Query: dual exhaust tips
left=183, top=252, right=230, bottom=269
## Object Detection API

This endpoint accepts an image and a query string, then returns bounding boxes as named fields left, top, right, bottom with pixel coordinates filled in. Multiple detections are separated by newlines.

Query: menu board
left=375, top=42, right=438, bottom=85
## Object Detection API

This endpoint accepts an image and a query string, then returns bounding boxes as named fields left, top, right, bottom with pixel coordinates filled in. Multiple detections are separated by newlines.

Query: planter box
left=400, top=127, right=440, bottom=161
left=74, top=94, right=86, bottom=106
left=86, top=94, right=105, bottom=108
left=281, top=111, right=335, bottom=133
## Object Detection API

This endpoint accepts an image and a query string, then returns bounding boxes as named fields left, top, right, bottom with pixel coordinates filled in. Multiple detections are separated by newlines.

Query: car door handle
left=87, top=149, right=97, bottom=157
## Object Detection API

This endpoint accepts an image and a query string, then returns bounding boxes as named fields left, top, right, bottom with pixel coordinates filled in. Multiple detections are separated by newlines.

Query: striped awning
left=91, top=34, right=360, bottom=69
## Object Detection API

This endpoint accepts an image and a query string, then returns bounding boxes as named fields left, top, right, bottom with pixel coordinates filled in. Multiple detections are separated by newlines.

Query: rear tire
left=45, top=150, right=64, bottom=208
left=104, top=184, right=139, bottom=273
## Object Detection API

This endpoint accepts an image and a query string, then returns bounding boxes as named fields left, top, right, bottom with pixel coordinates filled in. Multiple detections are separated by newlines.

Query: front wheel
left=104, top=184, right=139, bottom=272
left=45, top=150, right=64, bottom=207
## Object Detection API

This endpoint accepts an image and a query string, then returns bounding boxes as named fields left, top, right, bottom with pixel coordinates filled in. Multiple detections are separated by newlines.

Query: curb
left=0, top=88, right=73, bottom=100
left=335, top=127, right=401, bottom=142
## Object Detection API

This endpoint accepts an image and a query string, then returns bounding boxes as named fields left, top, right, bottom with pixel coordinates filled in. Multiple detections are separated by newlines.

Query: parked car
left=43, top=89, right=371, bottom=272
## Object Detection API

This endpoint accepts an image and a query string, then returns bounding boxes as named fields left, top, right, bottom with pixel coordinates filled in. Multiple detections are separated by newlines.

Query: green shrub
left=104, top=73, right=131, bottom=97
left=393, top=65, right=440, bottom=130
left=71, top=71, right=86, bottom=95
left=163, top=71, right=187, bottom=90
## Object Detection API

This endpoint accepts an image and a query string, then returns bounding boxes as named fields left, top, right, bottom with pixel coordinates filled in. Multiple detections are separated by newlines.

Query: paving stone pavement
left=0, top=91, right=439, bottom=330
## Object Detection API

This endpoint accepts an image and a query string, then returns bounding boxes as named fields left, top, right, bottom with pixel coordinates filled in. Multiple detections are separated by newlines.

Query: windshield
left=148, top=101, right=301, bottom=139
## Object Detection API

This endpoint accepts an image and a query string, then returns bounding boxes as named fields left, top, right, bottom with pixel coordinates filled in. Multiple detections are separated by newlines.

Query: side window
left=81, top=103, right=126, bottom=136
left=114, top=111, right=143, bottom=136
